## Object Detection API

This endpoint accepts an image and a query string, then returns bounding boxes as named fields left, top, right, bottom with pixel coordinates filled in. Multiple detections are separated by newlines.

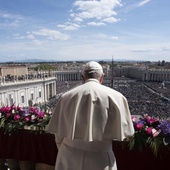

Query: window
left=39, top=91, right=41, bottom=98
left=31, top=93, right=34, bottom=100
left=38, top=89, right=41, bottom=97
left=21, top=95, right=24, bottom=103
left=9, top=94, right=14, bottom=105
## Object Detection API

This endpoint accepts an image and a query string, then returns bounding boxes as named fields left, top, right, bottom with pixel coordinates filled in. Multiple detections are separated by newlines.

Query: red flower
left=11, top=105, right=16, bottom=110
left=4, top=106, right=11, bottom=113
left=24, top=117, right=30, bottom=122
left=135, top=123, right=143, bottom=130
left=145, top=127, right=153, bottom=136
left=14, top=114, right=21, bottom=121
left=37, top=112, right=44, bottom=118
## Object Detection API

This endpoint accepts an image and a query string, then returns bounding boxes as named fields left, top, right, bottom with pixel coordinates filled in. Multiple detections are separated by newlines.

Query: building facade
left=1, top=64, right=169, bottom=107
left=0, top=77, right=56, bottom=107
left=114, top=66, right=170, bottom=82
left=0, top=65, right=28, bottom=77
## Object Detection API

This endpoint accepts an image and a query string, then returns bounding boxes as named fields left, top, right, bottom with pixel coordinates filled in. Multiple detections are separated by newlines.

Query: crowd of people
left=114, top=79, right=170, bottom=118
left=46, top=80, right=82, bottom=111
left=46, top=78, right=170, bottom=119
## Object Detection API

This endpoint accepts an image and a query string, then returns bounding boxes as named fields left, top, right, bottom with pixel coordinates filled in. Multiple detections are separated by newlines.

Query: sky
left=0, top=0, right=170, bottom=62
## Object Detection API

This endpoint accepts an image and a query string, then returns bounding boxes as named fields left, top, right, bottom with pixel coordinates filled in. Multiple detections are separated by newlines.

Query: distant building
left=0, top=64, right=56, bottom=106
left=115, top=66, right=170, bottom=82
left=0, top=65, right=28, bottom=77
left=0, top=77, right=56, bottom=107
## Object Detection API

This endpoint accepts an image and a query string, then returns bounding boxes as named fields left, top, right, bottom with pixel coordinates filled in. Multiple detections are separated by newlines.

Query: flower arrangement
left=0, top=104, right=52, bottom=134
left=1, top=104, right=170, bottom=156
left=129, top=114, right=170, bottom=156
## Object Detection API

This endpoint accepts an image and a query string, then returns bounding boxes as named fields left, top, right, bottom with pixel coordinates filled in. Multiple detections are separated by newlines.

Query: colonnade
left=143, top=69, right=170, bottom=82
left=115, top=67, right=170, bottom=82
left=55, top=71, right=82, bottom=81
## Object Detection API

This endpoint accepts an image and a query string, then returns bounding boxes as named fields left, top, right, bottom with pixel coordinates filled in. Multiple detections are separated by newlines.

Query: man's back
left=46, top=61, right=134, bottom=170
left=49, top=78, right=133, bottom=142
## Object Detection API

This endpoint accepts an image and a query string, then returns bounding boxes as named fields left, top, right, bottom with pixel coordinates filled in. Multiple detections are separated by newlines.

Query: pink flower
left=143, top=114, right=160, bottom=125
left=152, top=128, right=161, bottom=137
left=37, top=112, right=44, bottom=118
left=29, top=107, right=39, bottom=115
left=135, top=123, right=143, bottom=130
left=147, top=117, right=155, bottom=124
left=24, top=117, right=30, bottom=122
left=29, top=107, right=36, bottom=112
left=131, top=115, right=137, bottom=122
left=11, top=105, right=16, bottom=110
left=34, top=109, right=39, bottom=114
left=4, top=106, right=11, bottom=113
left=17, top=106, right=22, bottom=111
left=14, top=114, right=20, bottom=121
left=146, top=127, right=153, bottom=135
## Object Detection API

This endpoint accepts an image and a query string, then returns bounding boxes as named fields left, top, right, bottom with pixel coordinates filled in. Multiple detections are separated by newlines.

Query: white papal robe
left=46, top=79, right=134, bottom=170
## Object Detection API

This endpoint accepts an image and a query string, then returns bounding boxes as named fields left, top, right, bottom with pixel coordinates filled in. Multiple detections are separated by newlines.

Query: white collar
left=85, top=78, right=100, bottom=83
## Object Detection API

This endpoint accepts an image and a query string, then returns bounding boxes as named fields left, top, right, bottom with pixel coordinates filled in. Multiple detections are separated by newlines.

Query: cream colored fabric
left=63, top=138, right=112, bottom=152
left=56, top=138, right=117, bottom=170
left=46, top=79, right=134, bottom=170
left=47, top=79, right=134, bottom=141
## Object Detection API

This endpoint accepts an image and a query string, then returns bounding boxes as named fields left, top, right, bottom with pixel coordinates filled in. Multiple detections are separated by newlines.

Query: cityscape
left=0, top=60, right=170, bottom=117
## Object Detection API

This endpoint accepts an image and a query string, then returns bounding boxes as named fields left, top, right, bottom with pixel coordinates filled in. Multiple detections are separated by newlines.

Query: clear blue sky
left=0, top=0, right=170, bottom=62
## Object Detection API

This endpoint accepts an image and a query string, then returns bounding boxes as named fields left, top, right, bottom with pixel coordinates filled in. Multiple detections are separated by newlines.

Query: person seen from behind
left=46, top=61, right=135, bottom=170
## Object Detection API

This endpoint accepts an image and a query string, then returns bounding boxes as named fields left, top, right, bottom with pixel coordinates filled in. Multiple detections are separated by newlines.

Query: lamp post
left=111, top=57, right=114, bottom=89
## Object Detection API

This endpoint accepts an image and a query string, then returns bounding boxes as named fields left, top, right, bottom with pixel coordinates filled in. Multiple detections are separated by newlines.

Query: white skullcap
left=83, top=61, right=103, bottom=74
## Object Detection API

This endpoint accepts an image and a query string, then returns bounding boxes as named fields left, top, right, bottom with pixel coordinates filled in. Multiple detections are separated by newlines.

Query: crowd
left=46, top=81, right=82, bottom=111
left=143, top=81, right=170, bottom=99
left=46, top=78, right=170, bottom=119
left=114, top=79, right=170, bottom=118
